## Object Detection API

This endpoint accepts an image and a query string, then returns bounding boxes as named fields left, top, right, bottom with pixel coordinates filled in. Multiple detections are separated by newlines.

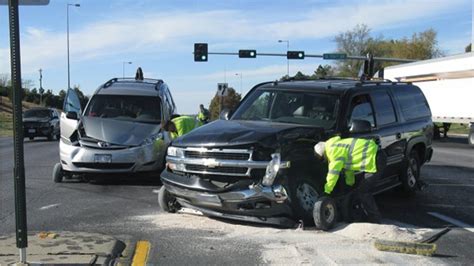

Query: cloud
left=0, top=0, right=467, bottom=75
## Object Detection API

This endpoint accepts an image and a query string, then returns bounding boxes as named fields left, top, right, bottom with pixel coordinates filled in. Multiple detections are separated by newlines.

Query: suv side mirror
left=349, top=119, right=372, bottom=134
left=219, top=109, right=233, bottom=120
left=66, top=111, right=78, bottom=120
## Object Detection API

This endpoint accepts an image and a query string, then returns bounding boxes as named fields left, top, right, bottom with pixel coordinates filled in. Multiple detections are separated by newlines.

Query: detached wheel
left=313, top=196, right=338, bottom=231
left=158, top=186, right=180, bottom=213
left=400, top=150, right=420, bottom=196
left=52, top=163, right=63, bottom=183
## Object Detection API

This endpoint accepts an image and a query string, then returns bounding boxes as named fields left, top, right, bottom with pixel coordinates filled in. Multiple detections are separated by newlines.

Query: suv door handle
left=396, top=133, right=402, bottom=139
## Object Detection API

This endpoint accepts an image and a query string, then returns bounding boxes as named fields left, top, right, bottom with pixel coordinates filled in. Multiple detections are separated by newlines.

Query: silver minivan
left=53, top=77, right=176, bottom=182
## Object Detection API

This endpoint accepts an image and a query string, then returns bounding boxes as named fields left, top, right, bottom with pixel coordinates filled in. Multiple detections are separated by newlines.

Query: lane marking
left=427, top=212, right=474, bottom=233
left=382, top=203, right=474, bottom=209
left=39, top=203, right=60, bottom=210
left=152, top=189, right=160, bottom=194
left=131, top=240, right=151, bottom=266
left=428, top=184, right=474, bottom=187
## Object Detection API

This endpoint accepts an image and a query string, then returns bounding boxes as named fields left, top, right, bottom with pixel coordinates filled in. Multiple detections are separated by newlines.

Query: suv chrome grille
left=184, top=150, right=250, bottom=160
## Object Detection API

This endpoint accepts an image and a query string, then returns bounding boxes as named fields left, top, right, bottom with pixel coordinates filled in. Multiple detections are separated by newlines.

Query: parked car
left=52, top=77, right=176, bottom=183
left=23, top=107, right=60, bottom=141
left=159, top=79, right=434, bottom=227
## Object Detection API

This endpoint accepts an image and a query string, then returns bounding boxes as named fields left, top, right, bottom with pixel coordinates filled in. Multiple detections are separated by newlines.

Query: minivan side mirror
left=219, top=109, right=233, bottom=120
left=349, top=119, right=372, bottom=134
left=66, top=111, right=78, bottom=120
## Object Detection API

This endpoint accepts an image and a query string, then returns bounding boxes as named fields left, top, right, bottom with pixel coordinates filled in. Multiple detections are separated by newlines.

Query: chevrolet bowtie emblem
left=203, top=159, right=219, bottom=168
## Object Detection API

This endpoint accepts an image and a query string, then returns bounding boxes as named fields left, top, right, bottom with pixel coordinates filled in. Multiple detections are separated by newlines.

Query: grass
left=0, top=112, right=13, bottom=137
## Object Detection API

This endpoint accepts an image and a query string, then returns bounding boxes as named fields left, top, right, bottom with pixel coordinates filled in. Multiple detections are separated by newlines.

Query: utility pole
left=39, top=68, right=42, bottom=105
left=122, top=61, right=132, bottom=78
left=278, top=39, right=290, bottom=77
left=235, top=73, right=242, bottom=95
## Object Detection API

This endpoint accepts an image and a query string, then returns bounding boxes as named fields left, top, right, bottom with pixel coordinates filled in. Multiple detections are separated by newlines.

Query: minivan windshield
left=84, top=95, right=161, bottom=124
left=24, top=109, right=51, bottom=118
left=232, top=89, right=340, bottom=129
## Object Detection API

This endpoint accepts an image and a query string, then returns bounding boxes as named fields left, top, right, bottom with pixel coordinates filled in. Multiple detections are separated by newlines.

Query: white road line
left=152, top=189, right=160, bottom=194
left=427, top=212, right=474, bottom=233
left=428, top=184, right=474, bottom=187
left=39, top=203, right=60, bottom=210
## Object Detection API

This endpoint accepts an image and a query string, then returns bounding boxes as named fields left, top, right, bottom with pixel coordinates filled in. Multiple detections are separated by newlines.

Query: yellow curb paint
left=131, top=240, right=151, bottom=266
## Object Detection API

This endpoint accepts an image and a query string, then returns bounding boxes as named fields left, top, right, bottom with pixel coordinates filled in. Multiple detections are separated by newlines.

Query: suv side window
left=392, top=86, right=431, bottom=120
left=348, top=94, right=375, bottom=127
left=371, top=90, right=397, bottom=126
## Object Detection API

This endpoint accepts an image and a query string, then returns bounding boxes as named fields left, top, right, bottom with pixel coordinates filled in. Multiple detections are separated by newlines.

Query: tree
left=312, top=65, right=335, bottom=79
left=208, top=87, right=241, bottom=120
left=334, top=24, right=373, bottom=77
left=466, top=43, right=472, bottom=52
left=334, top=24, right=443, bottom=77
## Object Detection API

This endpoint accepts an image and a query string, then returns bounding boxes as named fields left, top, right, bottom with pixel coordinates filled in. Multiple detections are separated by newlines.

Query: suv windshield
left=24, top=109, right=51, bottom=118
left=233, top=89, right=340, bottom=129
left=84, top=95, right=161, bottom=124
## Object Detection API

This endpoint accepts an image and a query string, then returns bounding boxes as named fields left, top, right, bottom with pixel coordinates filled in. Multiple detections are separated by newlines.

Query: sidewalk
left=0, top=231, right=128, bottom=265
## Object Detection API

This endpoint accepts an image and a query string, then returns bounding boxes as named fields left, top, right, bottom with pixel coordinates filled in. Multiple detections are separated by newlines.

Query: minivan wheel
left=313, top=196, right=338, bottom=231
left=52, top=163, right=63, bottom=183
left=400, top=150, right=420, bottom=196
left=158, top=186, right=180, bottom=213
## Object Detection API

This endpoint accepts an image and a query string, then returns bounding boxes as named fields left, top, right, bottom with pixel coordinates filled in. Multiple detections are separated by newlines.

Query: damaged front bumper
left=161, top=170, right=296, bottom=227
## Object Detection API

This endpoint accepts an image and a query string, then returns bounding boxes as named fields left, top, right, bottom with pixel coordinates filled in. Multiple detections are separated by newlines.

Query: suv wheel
left=313, top=196, right=338, bottom=231
left=290, top=175, right=321, bottom=225
left=400, top=150, right=420, bottom=196
left=158, top=186, right=180, bottom=213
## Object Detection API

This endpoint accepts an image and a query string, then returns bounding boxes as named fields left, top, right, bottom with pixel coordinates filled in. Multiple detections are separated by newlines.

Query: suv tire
left=400, top=150, right=420, bottom=196
left=289, top=173, right=321, bottom=225
left=158, top=186, right=180, bottom=213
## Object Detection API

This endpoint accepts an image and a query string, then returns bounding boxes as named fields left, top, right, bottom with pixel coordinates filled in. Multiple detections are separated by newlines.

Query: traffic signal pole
left=8, top=0, right=28, bottom=263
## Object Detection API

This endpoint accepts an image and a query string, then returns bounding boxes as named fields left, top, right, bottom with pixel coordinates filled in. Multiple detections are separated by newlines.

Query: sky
left=0, top=0, right=472, bottom=114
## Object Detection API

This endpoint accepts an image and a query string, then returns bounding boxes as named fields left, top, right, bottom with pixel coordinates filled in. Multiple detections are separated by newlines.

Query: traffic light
left=239, top=50, right=257, bottom=58
left=194, top=43, right=208, bottom=62
left=287, top=51, right=305, bottom=59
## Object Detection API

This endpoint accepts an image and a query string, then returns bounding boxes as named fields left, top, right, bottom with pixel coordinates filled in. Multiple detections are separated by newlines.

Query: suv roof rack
left=102, top=77, right=164, bottom=89
left=355, top=80, right=413, bottom=87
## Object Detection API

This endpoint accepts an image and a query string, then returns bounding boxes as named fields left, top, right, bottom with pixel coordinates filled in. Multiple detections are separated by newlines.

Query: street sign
left=0, top=0, right=49, bottom=5
left=323, top=53, right=347, bottom=60
left=217, top=83, right=228, bottom=97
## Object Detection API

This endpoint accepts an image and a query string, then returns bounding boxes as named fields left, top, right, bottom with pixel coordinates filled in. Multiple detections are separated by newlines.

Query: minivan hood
left=81, top=117, right=160, bottom=146
left=173, top=120, right=325, bottom=148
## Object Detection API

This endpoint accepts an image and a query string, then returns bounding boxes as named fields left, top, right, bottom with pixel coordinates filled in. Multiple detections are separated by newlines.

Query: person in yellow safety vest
left=163, top=115, right=201, bottom=139
left=197, top=104, right=210, bottom=124
left=314, top=135, right=387, bottom=223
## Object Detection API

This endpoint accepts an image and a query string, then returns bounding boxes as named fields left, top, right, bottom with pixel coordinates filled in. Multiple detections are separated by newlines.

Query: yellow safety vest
left=324, top=136, right=378, bottom=194
left=170, top=116, right=201, bottom=139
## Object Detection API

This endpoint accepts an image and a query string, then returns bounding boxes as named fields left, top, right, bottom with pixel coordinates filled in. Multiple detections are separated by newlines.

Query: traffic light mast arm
left=203, top=52, right=416, bottom=63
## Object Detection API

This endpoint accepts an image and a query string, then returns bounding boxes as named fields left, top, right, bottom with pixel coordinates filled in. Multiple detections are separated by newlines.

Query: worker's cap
left=314, top=142, right=326, bottom=158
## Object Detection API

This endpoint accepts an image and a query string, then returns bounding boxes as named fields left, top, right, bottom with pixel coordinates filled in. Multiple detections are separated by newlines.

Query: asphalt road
left=0, top=136, right=473, bottom=264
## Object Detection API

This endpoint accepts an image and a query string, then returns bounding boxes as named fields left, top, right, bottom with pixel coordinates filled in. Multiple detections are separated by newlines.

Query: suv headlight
left=262, top=153, right=281, bottom=186
left=142, top=132, right=163, bottom=146
left=167, top=146, right=184, bottom=158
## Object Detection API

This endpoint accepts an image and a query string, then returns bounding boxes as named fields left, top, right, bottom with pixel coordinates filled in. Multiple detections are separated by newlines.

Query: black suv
left=23, top=107, right=60, bottom=141
left=160, top=79, right=433, bottom=226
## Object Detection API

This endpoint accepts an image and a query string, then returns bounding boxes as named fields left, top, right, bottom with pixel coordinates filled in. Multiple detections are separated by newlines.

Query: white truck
left=381, top=52, right=474, bottom=145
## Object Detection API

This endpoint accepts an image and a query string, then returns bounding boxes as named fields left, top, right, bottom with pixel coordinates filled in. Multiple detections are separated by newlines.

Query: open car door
left=60, top=88, right=82, bottom=141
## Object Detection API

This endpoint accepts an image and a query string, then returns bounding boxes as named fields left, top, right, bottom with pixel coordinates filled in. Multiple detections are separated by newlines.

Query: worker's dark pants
left=355, top=151, right=387, bottom=223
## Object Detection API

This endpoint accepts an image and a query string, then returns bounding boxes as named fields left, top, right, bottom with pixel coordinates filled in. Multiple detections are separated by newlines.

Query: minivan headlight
left=262, top=153, right=281, bottom=186
left=167, top=146, right=184, bottom=158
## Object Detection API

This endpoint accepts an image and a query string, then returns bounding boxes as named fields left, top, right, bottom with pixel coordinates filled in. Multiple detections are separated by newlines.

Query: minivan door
left=60, top=88, right=82, bottom=141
